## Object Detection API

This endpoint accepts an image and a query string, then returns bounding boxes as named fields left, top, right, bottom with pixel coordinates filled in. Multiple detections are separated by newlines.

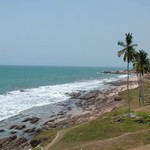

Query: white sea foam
left=0, top=75, right=126, bottom=121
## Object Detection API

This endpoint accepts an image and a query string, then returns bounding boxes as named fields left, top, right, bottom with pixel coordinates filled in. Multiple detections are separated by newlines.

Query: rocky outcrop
left=10, top=124, right=26, bottom=130
left=24, top=127, right=36, bottom=134
left=102, top=70, right=135, bottom=74
left=79, top=90, right=100, bottom=100
left=22, top=116, right=40, bottom=124
left=0, top=135, right=30, bottom=150
left=66, top=92, right=81, bottom=99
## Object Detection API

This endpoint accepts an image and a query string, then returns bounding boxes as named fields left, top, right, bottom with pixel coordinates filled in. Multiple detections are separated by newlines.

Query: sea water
left=0, top=66, right=126, bottom=121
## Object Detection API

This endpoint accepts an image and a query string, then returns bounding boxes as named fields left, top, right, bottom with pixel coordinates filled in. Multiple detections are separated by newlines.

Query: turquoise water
left=0, top=65, right=126, bottom=121
left=0, top=66, right=125, bottom=94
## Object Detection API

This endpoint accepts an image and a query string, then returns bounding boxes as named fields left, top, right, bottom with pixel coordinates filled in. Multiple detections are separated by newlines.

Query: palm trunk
left=127, top=62, right=130, bottom=116
left=141, top=74, right=144, bottom=104
left=137, top=73, right=141, bottom=106
left=139, top=73, right=142, bottom=106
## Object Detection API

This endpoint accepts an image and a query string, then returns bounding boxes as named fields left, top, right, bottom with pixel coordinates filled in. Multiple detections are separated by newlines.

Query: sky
left=0, top=0, right=150, bottom=67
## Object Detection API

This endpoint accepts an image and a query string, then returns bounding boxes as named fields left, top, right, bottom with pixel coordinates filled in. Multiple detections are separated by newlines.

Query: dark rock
left=114, top=96, right=122, bottom=101
left=57, top=111, right=65, bottom=116
left=103, top=71, right=112, bottom=74
left=22, top=116, right=40, bottom=124
left=20, top=89, right=25, bottom=92
left=24, top=127, right=36, bottom=133
left=0, top=129, right=5, bottom=132
left=30, top=137, right=48, bottom=148
left=47, top=119, right=55, bottom=122
left=79, top=90, right=99, bottom=100
left=10, top=124, right=26, bottom=130
left=59, top=115, right=65, bottom=119
left=30, top=139, right=41, bottom=148
left=49, top=114, right=56, bottom=118
left=0, top=135, right=30, bottom=150
left=67, top=106, right=72, bottom=111
left=35, top=128, right=43, bottom=133
left=66, top=92, right=81, bottom=99
left=10, top=131, right=17, bottom=134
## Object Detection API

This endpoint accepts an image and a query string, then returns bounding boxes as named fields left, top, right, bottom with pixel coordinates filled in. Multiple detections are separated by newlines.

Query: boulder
left=10, top=131, right=17, bottom=134
left=0, top=129, right=5, bottom=132
left=22, top=116, right=40, bottom=124
left=79, top=91, right=99, bottom=100
left=24, top=127, right=36, bottom=133
left=10, top=124, right=26, bottom=130
left=66, top=92, right=81, bottom=99
left=114, top=96, right=122, bottom=101
left=30, top=139, right=41, bottom=148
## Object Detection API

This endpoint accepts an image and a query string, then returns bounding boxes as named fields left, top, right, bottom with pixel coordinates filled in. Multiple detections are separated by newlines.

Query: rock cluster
left=0, top=135, right=30, bottom=150
left=22, top=116, right=40, bottom=124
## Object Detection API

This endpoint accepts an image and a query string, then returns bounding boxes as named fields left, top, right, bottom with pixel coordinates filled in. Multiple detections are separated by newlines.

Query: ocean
left=0, top=66, right=126, bottom=121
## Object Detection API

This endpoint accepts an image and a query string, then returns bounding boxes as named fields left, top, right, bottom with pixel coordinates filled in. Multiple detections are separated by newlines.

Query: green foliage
left=117, top=33, right=137, bottom=63
left=32, top=129, right=58, bottom=146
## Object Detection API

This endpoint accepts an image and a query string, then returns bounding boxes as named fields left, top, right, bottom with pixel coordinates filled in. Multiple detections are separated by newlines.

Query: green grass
left=32, top=129, right=58, bottom=146
left=60, top=111, right=149, bottom=143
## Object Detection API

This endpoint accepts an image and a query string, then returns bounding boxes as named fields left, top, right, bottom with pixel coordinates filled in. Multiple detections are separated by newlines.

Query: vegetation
left=118, top=33, right=150, bottom=112
left=32, top=129, right=58, bottom=147
left=133, top=50, right=150, bottom=105
left=117, top=32, right=138, bottom=114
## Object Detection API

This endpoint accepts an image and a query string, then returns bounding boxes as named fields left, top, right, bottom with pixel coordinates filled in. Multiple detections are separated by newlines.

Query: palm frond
left=125, top=33, right=133, bottom=45
left=131, top=44, right=138, bottom=47
left=117, top=41, right=125, bottom=47
left=117, top=49, right=126, bottom=57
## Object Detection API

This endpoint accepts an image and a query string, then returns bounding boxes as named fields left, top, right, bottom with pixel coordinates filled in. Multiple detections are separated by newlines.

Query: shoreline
left=0, top=76, right=138, bottom=149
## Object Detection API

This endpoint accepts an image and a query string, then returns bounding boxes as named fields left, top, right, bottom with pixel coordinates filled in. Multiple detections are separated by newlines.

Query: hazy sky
left=0, top=0, right=150, bottom=67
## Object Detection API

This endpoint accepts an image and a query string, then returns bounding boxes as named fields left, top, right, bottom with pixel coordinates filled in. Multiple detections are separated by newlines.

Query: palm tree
left=133, top=50, right=150, bottom=105
left=117, top=33, right=138, bottom=115
left=133, top=51, right=143, bottom=106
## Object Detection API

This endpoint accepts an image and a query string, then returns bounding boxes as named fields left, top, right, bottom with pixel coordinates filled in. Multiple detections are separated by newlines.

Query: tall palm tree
left=117, top=33, right=138, bottom=114
left=133, top=50, right=150, bottom=105
left=133, top=51, right=143, bottom=106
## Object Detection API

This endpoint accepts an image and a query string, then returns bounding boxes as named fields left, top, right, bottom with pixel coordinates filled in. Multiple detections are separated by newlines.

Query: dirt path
left=43, top=126, right=150, bottom=150
left=43, top=123, right=86, bottom=150
left=43, top=130, right=67, bottom=150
